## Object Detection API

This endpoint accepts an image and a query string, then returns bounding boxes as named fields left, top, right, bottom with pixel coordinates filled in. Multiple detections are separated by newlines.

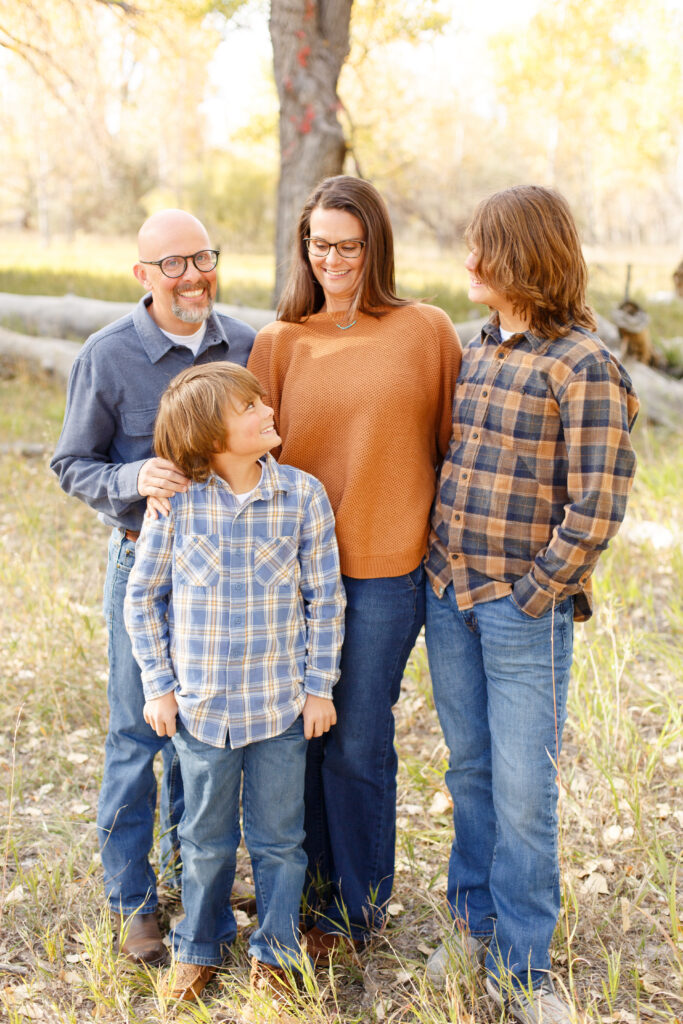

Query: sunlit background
left=0, top=0, right=681, bottom=306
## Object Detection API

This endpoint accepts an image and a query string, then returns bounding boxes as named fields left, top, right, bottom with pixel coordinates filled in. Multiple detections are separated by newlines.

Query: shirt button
left=497, top=352, right=505, bottom=359
left=472, top=432, right=479, bottom=439
left=234, top=616, right=242, bottom=625
left=454, top=513, right=461, bottom=521
left=461, top=472, right=468, bottom=480
left=482, top=389, right=488, bottom=397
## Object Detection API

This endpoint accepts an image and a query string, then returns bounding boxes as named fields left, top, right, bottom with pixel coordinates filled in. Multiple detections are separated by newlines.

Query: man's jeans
left=171, top=718, right=307, bottom=967
left=304, top=566, right=425, bottom=940
left=425, top=584, right=574, bottom=989
left=97, top=529, right=183, bottom=914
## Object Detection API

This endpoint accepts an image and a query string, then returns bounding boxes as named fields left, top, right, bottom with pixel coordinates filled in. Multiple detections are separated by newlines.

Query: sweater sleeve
left=434, top=309, right=462, bottom=462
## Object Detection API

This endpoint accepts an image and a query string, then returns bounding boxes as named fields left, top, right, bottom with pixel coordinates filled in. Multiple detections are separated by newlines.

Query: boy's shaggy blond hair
left=154, top=362, right=264, bottom=482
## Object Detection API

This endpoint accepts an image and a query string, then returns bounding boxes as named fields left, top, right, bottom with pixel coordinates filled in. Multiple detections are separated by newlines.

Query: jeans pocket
left=174, top=534, right=220, bottom=587
left=408, top=562, right=425, bottom=590
left=115, top=538, right=136, bottom=574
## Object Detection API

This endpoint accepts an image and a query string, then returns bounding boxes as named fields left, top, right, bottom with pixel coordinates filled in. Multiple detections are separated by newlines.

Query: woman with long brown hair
left=248, top=175, right=461, bottom=957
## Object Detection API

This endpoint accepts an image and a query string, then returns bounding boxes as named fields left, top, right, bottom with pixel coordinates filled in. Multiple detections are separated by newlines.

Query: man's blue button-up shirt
left=50, top=294, right=255, bottom=531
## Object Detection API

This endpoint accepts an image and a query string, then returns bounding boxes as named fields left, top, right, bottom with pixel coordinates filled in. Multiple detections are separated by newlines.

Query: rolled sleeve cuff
left=303, top=673, right=336, bottom=700
left=512, top=573, right=560, bottom=618
left=112, top=459, right=148, bottom=503
left=141, top=671, right=177, bottom=702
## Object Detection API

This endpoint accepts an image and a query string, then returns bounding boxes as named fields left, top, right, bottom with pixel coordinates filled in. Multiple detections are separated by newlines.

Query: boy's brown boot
left=163, top=962, right=216, bottom=1001
left=247, top=958, right=298, bottom=1020
left=303, top=923, right=363, bottom=966
left=249, top=957, right=296, bottom=999
left=113, top=911, right=166, bottom=965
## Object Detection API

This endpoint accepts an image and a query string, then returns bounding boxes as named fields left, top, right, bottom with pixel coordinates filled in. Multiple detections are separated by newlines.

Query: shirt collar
left=133, top=294, right=229, bottom=365
left=482, top=314, right=549, bottom=352
left=195, top=453, right=293, bottom=498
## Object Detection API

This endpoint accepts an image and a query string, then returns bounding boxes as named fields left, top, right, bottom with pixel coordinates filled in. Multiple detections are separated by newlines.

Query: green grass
left=0, top=362, right=681, bottom=1022
left=2, top=234, right=682, bottom=342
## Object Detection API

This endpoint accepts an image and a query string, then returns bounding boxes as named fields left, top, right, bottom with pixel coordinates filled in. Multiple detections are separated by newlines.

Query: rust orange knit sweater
left=247, top=304, right=461, bottom=578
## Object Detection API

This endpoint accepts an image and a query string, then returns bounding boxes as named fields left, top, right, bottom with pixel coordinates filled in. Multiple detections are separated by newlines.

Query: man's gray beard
left=171, top=296, right=214, bottom=323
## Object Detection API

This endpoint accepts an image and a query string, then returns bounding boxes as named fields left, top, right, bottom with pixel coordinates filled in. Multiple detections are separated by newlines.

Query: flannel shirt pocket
left=174, top=534, right=220, bottom=587
left=253, top=536, right=298, bottom=587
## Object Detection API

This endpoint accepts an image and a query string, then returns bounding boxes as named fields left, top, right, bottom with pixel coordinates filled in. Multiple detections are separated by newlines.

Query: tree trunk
left=270, top=0, right=352, bottom=302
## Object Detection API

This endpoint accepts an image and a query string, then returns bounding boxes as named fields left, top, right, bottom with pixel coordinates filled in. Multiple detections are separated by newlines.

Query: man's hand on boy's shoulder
left=137, top=457, right=190, bottom=500
left=303, top=694, right=337, bottom=740
left=143, top=691, right=179, bottom=737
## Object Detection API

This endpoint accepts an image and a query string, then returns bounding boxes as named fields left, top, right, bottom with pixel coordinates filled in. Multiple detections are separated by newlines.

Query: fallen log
left=0, top=325, right=81, bottom=385
left=0, top=292, right=274, bottom=340
left=0, top=298, right=677, bottom=430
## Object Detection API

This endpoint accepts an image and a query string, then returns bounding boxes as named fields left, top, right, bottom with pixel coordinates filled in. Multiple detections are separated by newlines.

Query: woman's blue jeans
left=97, top=529, right=183, bottom=914
left=304, top=566, right=425, bottom=941
left=171, top=718, right=308, bottom=967
left=425, top=584, right=574, bottom=989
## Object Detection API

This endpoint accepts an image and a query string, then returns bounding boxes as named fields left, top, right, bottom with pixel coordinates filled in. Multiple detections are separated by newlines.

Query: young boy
left=424, top=186, right=639, bottom=1023
left=124, top=362, right=345, bottom=1003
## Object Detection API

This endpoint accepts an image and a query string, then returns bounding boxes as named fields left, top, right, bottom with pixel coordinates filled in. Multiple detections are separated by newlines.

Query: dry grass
left=0, top=365, right=681, bottom=1023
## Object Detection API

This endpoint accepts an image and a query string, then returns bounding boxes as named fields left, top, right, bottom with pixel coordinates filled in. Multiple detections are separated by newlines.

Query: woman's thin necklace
left=326, top=309, right=357, bottom=330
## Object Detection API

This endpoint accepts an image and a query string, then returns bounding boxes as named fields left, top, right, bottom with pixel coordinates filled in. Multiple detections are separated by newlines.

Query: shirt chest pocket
left=174, top=534, right=220, bottom=587
left=253, top=537, right=298, bottom=588
left=120, top=407, right=158, bottom=439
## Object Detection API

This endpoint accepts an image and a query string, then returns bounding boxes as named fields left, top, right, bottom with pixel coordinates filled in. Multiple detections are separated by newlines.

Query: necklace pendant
left=336, top=318, right=357, bottom=330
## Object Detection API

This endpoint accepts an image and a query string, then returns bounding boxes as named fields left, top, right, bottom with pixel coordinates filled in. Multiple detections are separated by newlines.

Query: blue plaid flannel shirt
left=124, top=454, right=345, bottom=748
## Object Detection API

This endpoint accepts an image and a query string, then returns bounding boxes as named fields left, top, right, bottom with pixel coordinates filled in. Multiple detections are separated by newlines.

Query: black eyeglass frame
left=303, top=237, right=366, bottom=258
left=139, top=249, right=221, bottom=278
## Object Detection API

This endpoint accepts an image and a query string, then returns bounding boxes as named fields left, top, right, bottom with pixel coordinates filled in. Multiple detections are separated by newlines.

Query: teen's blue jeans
left=171, top=718, right=308, bottom=967
left=97, top=529, right=183, bottom=915
left=304, top=566, right=425, bottom=940
left=425, top=584, right=574, bottom=989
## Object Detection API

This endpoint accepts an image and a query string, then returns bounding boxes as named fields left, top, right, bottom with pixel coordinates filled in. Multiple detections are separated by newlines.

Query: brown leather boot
left=113, top=911, right=166, bottom=965
left=303, top=924, right=364, bottom=966
left=163, top=962, right=216, bottom=1001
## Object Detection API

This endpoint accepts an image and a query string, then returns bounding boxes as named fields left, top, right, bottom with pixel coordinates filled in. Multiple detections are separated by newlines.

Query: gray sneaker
left=485, top=976, right=573, bottom=1024
left=425, top=931, right=488, bottom=988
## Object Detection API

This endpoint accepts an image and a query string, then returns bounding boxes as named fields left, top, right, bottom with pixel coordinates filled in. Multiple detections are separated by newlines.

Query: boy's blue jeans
left=425, top=584, right=574, bottom=990
left=98, top=530, right=183, bottom=915
left=171, top=717, right=308, bottom=966
left=304, top=566, right=425, bottom=940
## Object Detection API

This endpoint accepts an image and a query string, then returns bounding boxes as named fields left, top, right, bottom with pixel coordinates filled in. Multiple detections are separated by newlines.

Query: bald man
left=51, top=210, right=255, bottom=963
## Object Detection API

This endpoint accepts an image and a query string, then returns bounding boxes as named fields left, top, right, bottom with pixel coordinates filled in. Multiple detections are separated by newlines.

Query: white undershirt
left=233, top=465, right=263, bottom=505
left=161, top=322, right=207, bottom=356
left=499, top=327, right=515, bottom=341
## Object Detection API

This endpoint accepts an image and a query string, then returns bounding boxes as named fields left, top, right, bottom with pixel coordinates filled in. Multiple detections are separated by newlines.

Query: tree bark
left=270, top=0, right=353, bottom=301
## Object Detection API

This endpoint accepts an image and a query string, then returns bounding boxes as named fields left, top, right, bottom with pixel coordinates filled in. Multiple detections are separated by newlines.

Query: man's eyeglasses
left=304, top=238, right=365, bottom=259
left=139, top=249, right=220, bottom=279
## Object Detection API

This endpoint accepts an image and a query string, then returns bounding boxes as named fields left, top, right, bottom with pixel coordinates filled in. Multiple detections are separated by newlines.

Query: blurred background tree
left=0, top=0, right=681, bottom=302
